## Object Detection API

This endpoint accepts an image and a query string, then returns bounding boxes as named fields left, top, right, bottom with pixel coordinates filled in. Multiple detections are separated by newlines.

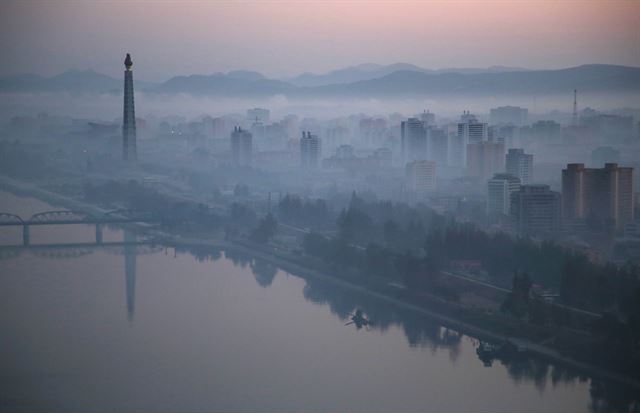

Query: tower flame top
left=124, top=53, right=133, bottom=70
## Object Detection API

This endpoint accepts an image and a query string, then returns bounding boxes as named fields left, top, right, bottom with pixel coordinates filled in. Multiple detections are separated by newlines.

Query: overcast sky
left=1, top=0, right=639, bottom=82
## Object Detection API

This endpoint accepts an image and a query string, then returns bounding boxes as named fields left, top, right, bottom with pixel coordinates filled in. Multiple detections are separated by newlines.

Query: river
left=0, top=190, right=634, bottom=412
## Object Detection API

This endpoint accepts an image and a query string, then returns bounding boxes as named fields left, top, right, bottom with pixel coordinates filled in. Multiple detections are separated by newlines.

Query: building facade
left=401, top=117, right=427, bottom=163
left=231, top=126, right=253, bottom=167
left=450, top=112, right=488, bottom=168
left=505, top=148, right=534, bottom=184
left=300, top=131, right=321, bottom=169
left=487, top=173, right=521, bottom=223
left=562, top=163, right=635, bottom=230
left=511, top=184, right=562, bottom=236
left=406, top=160, right=437, bottom=200
left=427, top=127, right=448, bottom=166
left=466, top=141, right=505, bottom=181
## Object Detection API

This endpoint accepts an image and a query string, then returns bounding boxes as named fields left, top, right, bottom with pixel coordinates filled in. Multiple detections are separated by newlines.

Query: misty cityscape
left=1, top=1, right=640, bottom=412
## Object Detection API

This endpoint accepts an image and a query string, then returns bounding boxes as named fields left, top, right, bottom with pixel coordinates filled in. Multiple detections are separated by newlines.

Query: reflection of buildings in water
left=220, top=248, right=640, bottom=410
left=124, top=230, right=136, bottom=322
left=300, top=273, right=462, bottom=356
left=589, top=380, right=640, bottom=413
left=485, top=354, right=640, bottom=411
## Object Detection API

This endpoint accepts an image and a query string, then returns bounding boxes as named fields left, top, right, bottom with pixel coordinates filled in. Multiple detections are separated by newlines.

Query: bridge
left=0, top=209, right=159, bottom=246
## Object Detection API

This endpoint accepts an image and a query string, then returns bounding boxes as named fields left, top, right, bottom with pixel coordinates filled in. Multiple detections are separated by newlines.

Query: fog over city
left=1, top=1, right=640, bottom=413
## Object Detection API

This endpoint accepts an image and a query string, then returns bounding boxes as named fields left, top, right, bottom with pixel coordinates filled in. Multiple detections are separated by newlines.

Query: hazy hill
left=0, top=69, right=156, bottom=93
left=1, top=64, right=638, bottom=98
left=287, top=63, right=529, bottom=87
left=307, top=64, right=640, bottom=97
left=155, top=73, right=293, bottom=96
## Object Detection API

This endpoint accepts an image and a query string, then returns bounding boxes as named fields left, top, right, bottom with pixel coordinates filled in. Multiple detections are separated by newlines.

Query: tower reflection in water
left=124, top=230, right=136, bottom=322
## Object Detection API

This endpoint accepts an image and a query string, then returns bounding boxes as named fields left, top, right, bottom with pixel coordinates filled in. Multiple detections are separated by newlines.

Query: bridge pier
left=22, top=224, right=29, bottom=246
left=95, top=223, right=103, bottom=244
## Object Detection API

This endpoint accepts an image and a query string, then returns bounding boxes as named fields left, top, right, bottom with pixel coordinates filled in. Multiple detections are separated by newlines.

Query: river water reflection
left=0, top=191, right=635, bottom=412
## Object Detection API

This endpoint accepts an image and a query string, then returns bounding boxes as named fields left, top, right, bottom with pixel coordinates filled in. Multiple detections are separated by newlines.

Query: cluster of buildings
left=486, top=162, right=634, bottom=239
left=5, top=55, right=637, bottom=262
left=400, top=111, right=513, bottom=200
left=105, top=56, right=640, bottom=256
left=395, top=107, right=636, bottom=243
left=230, top=127, right=322, bottom=170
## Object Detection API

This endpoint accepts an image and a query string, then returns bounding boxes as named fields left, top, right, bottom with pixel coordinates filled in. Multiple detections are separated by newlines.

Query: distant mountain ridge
left=0, top=69, right=156, bottom=93
left=286, top=63, right=530, bottom=87
left=308, top=64, right=640, bottom=97
left=1, top=64, right=638, bottom=97
left=156, top=73, right=292, bottom=95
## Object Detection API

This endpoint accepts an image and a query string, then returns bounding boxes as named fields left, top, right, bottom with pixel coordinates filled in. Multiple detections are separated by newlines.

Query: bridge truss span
left=0, top=213, right=24, bottom=225
left=29, top=210, right=95, bottom=224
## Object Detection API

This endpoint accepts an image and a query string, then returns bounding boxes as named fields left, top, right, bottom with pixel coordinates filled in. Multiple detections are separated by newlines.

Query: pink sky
left=1, top=0, right=639, bottom=81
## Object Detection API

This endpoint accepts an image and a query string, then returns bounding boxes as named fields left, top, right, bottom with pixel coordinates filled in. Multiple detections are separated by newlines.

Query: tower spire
left=122, top=53, right=137, bottom=161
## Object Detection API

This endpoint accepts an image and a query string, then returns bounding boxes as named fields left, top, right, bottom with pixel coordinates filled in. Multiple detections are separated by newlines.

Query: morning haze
left=1, top=1, right=640, bottom=412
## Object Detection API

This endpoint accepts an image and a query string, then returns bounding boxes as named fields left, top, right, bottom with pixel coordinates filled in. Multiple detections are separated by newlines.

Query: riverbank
left=2, top=174, right=639, bottom=391
left=225, top=238, right=640, bottom=390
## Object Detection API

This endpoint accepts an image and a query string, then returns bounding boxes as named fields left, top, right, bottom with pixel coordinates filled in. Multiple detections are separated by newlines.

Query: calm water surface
left=0, top=190, right=631, bottom=412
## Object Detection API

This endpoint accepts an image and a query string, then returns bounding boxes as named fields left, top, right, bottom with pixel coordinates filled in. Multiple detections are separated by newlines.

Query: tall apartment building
left=487, top=173, right=521, bottom=222
left=427, top=127, right=448, bottom=166
left=450, top=112, right=488, bottom=168
left=419, top=110, right=436, bottom=126
left=300, top=131, right=321, bottom=169
left=401, top=117, right=427, bottom=163
left=562, top=163, right=634, bottom=230
left=505, top=148, right=534, bottom=184
left=511, top=185, right=562, bottom=236
left=230, top=126, right=253, bottom=167
left=406, top=160, right=437, bottom=200
left=466, top=141, right=505, bottom=181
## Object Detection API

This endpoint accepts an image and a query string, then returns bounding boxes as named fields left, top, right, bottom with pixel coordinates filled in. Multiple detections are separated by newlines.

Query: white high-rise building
left=487, top=173, right=521, bottom=223
left=450, top=111, right=488, bottom=167
left=300, top=131, right=321, bottom=169
left=401, top=118, right=427, bottom=163
left=505, top=148, right=534, bottom=184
